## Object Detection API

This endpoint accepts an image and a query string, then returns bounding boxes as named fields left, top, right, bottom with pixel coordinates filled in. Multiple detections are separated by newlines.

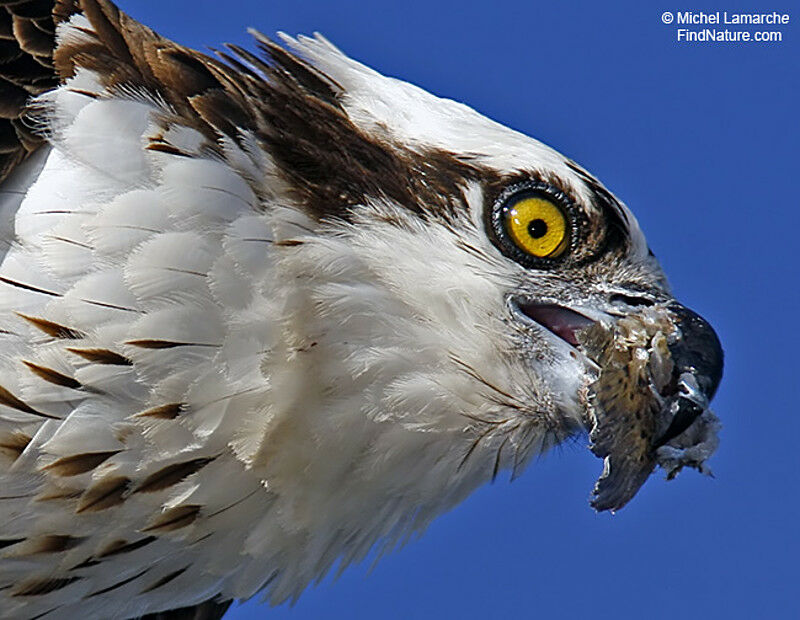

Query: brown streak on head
left=51, top=0, right=481, bottom=226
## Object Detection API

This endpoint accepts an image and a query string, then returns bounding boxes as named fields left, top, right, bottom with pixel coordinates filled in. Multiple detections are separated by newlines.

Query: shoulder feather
left=0, top=0, right=60, bottom=183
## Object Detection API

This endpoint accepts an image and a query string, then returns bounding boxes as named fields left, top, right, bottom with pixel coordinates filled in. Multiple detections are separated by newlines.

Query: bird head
left=0, top=3, right=726, bottom=614
left=234, top=33, right=724, bottom=521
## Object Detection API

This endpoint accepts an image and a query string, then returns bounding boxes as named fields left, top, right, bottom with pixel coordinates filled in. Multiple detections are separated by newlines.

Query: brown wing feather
left=0, top=0, right=60, bottom=183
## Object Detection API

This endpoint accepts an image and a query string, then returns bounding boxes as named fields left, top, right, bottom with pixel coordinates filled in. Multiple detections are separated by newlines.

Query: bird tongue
left=515, top=303, right=595, bottom=346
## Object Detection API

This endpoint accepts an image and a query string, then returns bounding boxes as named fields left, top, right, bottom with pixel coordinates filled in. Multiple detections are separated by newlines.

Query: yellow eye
left=504, top=196, right=569, bottom=258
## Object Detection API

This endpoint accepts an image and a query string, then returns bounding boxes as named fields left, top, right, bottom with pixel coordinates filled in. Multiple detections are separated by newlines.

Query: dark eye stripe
left=564, top=161, right=631, bottom=257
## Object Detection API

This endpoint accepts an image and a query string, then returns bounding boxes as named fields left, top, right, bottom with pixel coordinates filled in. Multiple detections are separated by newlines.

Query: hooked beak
left=653, top=303, right=724, bottom=447
left=584, top=300, right=724, bottom=512
left=511, top=295, right=724, bottom=512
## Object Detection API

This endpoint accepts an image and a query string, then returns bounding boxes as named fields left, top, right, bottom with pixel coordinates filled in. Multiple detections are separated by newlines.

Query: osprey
left=0, top=1, right=723, bottom=618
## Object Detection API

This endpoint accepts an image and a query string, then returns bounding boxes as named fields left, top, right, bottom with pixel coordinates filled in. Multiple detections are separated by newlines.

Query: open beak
left=512, top=300, right=595, bottom=347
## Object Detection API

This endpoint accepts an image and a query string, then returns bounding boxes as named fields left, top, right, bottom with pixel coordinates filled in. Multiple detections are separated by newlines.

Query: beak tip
left=582, top=300, right=723, bottom=512
left=668, top=302, right=724, bottom=402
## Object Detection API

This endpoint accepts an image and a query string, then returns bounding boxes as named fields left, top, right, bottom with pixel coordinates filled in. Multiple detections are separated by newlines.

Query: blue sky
left=115, top=1, right=798, bottom=618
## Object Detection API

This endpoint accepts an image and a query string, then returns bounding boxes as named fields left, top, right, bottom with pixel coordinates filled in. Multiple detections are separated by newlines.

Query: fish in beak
left=577, top=302, right=724, bottom=512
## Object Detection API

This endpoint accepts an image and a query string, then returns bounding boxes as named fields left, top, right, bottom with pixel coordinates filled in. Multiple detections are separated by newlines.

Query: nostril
left=609, top=293, right=654, bottom=308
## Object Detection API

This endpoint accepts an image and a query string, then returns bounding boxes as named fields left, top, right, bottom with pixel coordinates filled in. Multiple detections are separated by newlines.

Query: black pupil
left=528, top=219, right=548, bottom=239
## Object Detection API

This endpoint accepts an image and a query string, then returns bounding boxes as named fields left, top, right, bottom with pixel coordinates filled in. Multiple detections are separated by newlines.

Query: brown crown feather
left=49, top=0, right=479, bottom=223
